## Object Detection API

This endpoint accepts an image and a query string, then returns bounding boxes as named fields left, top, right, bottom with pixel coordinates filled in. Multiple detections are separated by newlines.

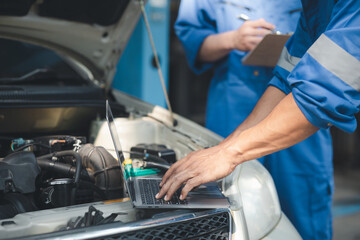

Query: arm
left=225, top=86, right=287, bottom=139
left=198, top=19, right=275, bottom=62
left=228, top=92, right=318, bottom=162
left=175, top=1, right=274, bottom=71
left=160, top=0, right=360, bottom=202
left=156, top=90, right=318, bottom=201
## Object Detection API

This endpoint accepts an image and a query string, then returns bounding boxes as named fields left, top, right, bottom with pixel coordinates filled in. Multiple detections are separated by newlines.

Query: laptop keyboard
left=138, top=179, right=187, bottom=205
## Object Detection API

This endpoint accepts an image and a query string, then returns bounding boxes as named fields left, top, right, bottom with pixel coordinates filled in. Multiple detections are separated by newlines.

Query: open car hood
left=0, top=0, right=144, bottom=88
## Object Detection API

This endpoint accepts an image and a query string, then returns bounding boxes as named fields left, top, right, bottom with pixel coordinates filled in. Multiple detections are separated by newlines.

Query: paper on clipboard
left=242, top=33, right=291, bottom=68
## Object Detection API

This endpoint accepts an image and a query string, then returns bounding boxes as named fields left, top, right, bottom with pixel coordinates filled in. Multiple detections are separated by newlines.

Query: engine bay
left=0, top=137, right=116, bottom=219
left=0, top=94, right=223, bottom=239
left=0, top=134, right=178, bottom=221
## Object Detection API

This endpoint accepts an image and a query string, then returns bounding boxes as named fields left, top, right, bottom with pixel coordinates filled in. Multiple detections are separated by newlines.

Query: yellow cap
left=123, top=158, right=132, bottom=166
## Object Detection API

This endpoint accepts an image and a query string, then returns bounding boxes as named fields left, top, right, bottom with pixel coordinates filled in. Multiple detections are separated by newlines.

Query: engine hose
left=144, top=161, right=171, bottom=171
left=37, top=159, right=94, bottom=182
left=37, top=151, right=82, bottom=184
left=37, top=151, right=82, bottom=205
left=78, top=144, right=124, bottom=199
left=124, top=151, right=172, bottom=166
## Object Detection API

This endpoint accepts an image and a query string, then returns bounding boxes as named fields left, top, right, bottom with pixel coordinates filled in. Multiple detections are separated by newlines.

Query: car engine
left=0, top=135, right=125, bottom=220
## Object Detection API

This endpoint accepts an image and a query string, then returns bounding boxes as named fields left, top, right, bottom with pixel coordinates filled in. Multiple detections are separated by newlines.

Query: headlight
left=222, top=160, right=281, bottom=239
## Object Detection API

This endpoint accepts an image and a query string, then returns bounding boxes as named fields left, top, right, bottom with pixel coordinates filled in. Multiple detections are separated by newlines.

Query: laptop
left=106, top=100, right=230, bottom=209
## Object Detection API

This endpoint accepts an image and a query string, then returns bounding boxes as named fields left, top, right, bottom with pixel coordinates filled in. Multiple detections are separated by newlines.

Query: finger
left=249, top=36, right=263, bottom=45
left=160, top=157, right=187, bottom=186
left=157, top=171, right=190, bottom=200
left=250, top=28, right=272, bottom=37
left=243, top=36, right=262, bottom=51
left=158, top=168, right=178, bottom=197
left=159, top=164, right=177, bottom=187
left=160, top=154, right=194, bottom=187
left=163, top=175, right=187, bottom=201
left=180, top=177, right=203, bottom=200
left=248, top=18, right=275, bottom=30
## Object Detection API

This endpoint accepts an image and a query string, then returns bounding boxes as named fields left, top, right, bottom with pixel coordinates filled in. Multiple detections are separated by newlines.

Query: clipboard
left=242, top=33, right=291, bottom=68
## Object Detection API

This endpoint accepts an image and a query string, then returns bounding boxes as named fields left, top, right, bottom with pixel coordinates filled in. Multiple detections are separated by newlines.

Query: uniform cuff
left=268, top=75, right=291, bottom=94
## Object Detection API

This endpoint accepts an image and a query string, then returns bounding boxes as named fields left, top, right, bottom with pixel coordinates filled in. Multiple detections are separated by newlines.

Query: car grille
left=17, top=209, right=231, bottom=240
left=98, top=212, right=230, bottom=240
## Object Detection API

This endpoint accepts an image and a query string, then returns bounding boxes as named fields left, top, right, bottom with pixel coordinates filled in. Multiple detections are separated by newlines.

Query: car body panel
left=0, top=0, right=144, bottom=88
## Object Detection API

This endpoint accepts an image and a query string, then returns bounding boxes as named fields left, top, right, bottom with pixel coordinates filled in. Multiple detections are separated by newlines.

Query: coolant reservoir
left=92, top=117, right=159, bottom=156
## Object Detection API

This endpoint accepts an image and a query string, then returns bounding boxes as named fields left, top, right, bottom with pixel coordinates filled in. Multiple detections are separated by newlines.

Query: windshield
left=0, top=38, right=86, bottom=85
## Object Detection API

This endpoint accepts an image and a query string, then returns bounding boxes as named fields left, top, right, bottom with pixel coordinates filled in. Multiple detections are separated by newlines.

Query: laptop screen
left=106, top=100, right=125, bottom=163
left=105, top=100, right=132, bottom=200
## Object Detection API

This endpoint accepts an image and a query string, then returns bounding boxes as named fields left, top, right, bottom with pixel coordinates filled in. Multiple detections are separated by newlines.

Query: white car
left=0, top=0, right=301, bottom=239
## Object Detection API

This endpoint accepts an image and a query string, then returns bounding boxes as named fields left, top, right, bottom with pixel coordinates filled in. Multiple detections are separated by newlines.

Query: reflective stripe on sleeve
left=308, top=34, right=360, bottom=92
left=277, top=47, right=301, bottom=72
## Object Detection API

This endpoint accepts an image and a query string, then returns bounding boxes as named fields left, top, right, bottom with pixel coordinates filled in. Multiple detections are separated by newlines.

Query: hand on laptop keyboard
left=140, top=179, right=187, bottom=205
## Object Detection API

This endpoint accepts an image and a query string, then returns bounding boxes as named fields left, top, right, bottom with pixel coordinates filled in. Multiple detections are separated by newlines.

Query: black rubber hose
left=36, top=159, right=94, bottom=182
left=37, top=151, right=82, bottom=184
left=124, top=151, right=171, bottom=165
left=37, top=151, right=82, bottom=205
left=145, top=161, right=171, bottom=170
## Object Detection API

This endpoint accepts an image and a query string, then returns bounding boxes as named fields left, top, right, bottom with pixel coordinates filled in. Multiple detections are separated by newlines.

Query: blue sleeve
left=269, top=11, right=311, bottom=96
left=287, top=0, right=360, bottom=133
left=268, top=75, right=291, bottom=95
left=174, top=0, right=217, bottom=74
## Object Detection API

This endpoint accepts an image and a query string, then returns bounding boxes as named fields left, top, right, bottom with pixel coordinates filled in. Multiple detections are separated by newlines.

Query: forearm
left=156, top=88, right=318, bottom=201
left=226, top=86, right=287, bottom=141
left=197, top=31, right=235, bottom=62
left=224, top=93, right=319, bottom=164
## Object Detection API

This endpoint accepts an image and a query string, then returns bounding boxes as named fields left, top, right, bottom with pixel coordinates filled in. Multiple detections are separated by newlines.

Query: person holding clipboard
left=173, top=1, right=332, bottom=239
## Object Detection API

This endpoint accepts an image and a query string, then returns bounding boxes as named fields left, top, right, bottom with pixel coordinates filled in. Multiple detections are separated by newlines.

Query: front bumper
left=262, top=213, right=302, bottom=240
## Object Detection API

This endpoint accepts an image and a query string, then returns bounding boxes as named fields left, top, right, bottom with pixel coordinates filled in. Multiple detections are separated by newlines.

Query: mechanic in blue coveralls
left=172, top=0, right=332, bottom=239
left=157, top=0, right=360, bottom=239
left=158, top=0, right=360, bottom=239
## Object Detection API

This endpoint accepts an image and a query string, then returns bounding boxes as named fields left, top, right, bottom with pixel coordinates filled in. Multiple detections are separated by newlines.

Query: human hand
left=230, top=18, right=275, bottom=51
left=156, top=144, right=239, bottom=201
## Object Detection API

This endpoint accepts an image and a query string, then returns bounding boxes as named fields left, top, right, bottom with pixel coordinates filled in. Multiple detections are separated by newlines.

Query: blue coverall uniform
left=175, top=0, right=336, bottom=239
left=269, top=1, right=360, bottom=238
left=175, top=0, right=301, bottom=136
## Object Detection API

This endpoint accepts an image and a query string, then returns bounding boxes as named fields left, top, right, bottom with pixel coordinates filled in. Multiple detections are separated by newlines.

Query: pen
left=238, top=13, right=250, bottom=21
left=237, top=14, right=281, bottom=34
